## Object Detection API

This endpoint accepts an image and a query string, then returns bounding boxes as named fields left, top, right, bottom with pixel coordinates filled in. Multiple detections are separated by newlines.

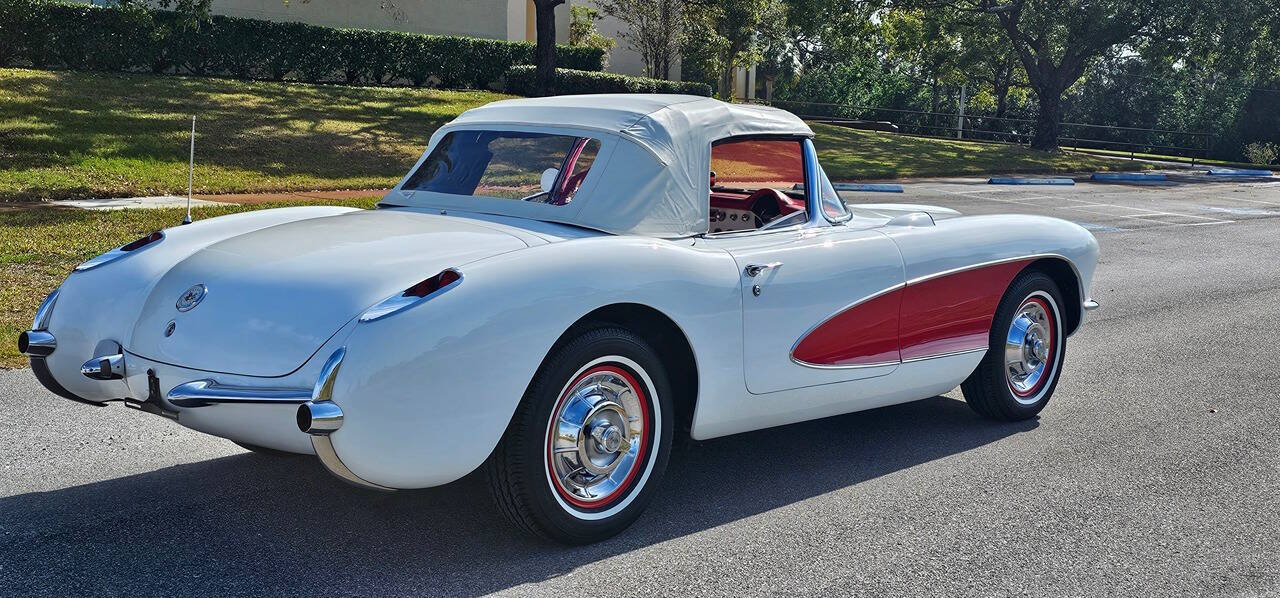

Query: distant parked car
left=20, top=94, right=1099, bottom=543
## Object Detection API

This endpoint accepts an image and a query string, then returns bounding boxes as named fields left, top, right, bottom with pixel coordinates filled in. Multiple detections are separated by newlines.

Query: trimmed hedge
left=503, top=66, right=714, bottom=97
left=0, top=0, right=605, bottom=89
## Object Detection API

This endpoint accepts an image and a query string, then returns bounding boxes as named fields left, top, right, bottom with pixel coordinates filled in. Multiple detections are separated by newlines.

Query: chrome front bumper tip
left=298, top=400, right=343, bottom=435
left=1083, top=299, right=1100, bottom=311
left=81, top=353, right=125, bottom=380
left=18, top=330, right=56, bottom=357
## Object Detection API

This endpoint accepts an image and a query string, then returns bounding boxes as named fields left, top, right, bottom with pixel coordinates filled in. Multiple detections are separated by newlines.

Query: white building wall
left=571, top=0, right=680, bottom=80
left=212, top=0, right=567, bottom=43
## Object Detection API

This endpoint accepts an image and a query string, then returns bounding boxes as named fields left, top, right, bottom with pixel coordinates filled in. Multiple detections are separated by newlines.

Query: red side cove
left=791, top=289, right=903, bottom=366
left=792, top=259, right=1032, bottom=366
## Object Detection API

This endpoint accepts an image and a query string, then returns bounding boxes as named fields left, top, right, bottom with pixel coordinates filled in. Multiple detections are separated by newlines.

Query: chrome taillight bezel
left=358, top=269, right=463, bottom=322
left=75, top=231, right=166, bottom=272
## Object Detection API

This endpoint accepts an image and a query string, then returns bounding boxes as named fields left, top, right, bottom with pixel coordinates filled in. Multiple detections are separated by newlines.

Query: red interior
left=710, top=188, right=805, bottom=215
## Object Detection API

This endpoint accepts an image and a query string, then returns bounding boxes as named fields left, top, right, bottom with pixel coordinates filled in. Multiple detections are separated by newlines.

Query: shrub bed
left=0, top=0, right=605, bottom=89
left=503, top=66, right=713, bottom=97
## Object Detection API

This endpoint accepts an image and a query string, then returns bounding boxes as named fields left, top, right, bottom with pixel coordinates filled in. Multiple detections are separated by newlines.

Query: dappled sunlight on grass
left=0, top=68, right=508, bottom=201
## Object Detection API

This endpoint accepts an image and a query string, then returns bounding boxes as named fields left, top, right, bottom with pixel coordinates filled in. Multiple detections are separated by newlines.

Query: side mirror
left=540, top=168, right=560, bottom=194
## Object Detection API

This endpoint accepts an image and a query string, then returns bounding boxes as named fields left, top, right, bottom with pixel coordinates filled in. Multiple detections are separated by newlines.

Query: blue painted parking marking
left=988, top=177, right=1075, bottom=185
left=832, top=183, right=904, bottom=193
left=1091, top=172, right=1167, bottom=181
left=1208, top=168, right=1274, bottom=176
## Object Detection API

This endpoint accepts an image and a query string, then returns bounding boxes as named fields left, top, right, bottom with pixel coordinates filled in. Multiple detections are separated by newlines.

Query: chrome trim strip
left=901, top=347, right=987, bottom=364
left=32, top=288, right=59, bottom=330
left=311, top=347, right=345, bottom=402
left=904, top=253, right=1077, bottom=286
left=18, top=330, right=56, bottom=357
left=311, top=435, right=393, bottom=491
left=790, top=355, right=900, bottom=370
left=305, top=347, right=394, bottom=491
left=1083, top=299, right=1100, bottom=311
left=167, top=380, right=311, bottom=408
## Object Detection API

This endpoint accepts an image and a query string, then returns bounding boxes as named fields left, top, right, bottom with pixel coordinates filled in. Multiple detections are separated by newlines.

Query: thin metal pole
left=956, top=83, right=967, bottom=139
left=184, top=115, right=195, bottom=225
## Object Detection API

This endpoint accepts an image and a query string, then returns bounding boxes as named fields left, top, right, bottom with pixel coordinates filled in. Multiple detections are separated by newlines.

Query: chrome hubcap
left=549, top=368, right=647, bottom=506
left=1005, top=298, right=1054, bottom=400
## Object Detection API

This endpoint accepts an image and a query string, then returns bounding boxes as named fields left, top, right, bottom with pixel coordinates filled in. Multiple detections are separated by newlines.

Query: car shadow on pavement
left=0, top=395, right=1036, bottom=596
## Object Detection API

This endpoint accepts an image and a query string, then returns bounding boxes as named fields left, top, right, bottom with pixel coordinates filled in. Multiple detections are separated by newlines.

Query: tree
left=913, top=0, right=1195, bottom=151
left=569, top=4, right=617, bottom=66
left=532, top=0, right=567, bottom=95
left=595, top=0, right=686, bottom=79
left=120, top=0, right=212, bottom=27
left=685, top=0, right=787, bottom=97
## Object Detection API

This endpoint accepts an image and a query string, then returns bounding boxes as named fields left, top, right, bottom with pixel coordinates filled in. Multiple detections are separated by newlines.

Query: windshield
left=403, top=130, right=601, bottom=205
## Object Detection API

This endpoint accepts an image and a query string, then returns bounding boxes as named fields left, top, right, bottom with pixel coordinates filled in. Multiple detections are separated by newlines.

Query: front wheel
left=486, top=326, right=673, bottom=544
left=961, top=271, right=1066, bottom=421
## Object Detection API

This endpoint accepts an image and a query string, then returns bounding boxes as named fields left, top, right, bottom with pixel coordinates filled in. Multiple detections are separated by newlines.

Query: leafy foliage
left=0, top=0, right=604, bottom=89
left=503, top=66, right=713, bottom=96
left=595, top=0, right=686, bottom=80
left=569, top=4, right=618, bottom=63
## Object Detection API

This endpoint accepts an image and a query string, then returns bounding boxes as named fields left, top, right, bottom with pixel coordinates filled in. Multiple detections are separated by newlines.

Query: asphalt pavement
left=2, top=175, right=1279, bottom=597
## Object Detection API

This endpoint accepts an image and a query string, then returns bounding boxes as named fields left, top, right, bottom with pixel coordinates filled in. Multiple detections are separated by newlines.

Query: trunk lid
left=129, top=209, right=528, bottom=377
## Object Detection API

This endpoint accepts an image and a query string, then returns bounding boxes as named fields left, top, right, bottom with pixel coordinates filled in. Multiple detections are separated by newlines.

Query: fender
left=328, top=235, right=743, bottom=488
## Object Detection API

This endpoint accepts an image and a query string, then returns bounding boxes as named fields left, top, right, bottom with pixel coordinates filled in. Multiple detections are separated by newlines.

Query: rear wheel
left=961, top=271, right=1066, bottom=421
left=486, top=326, right=673, bottom=544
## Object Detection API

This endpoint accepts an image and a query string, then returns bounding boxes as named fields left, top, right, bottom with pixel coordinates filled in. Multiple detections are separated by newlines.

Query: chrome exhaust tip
left=81, top=353, right=125, bottom=380
left=297, top=401, right=343, bottom=435
left=18, top=330, right=56, bottom=357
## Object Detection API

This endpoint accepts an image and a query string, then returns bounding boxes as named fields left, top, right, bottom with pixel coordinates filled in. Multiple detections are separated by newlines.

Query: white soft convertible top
left=387, top=94, right=814, bottom=238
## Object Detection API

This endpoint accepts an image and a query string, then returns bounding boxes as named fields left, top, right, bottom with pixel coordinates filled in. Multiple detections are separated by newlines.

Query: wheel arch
left=1023, top=257, right=1082, bottom=336
left=539, top=303, right=700, bottom=438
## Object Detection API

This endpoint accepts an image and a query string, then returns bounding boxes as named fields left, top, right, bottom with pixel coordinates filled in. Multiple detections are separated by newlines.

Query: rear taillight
left=403, top=269, right=461, bottom=298
left=121, top=231, right=163, bottom=251
left=76, top=230, right=166, bottom=271
left=359, top=269, right=462, bottom=322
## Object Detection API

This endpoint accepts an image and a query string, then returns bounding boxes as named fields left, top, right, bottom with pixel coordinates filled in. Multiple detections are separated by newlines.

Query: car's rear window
left=403, top=130, right=600, bottom=206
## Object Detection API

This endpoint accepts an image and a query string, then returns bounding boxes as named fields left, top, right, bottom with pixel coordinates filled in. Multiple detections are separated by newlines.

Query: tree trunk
left=533, top=0, right=564, bottom=96
left=929, top=76, right=939, bottom=132
left=1030, top=83, right=1063, bottom=151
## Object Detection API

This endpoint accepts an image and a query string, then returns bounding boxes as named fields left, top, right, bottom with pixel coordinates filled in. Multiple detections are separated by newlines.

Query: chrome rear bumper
left=167, top=379, right=311, bottom=408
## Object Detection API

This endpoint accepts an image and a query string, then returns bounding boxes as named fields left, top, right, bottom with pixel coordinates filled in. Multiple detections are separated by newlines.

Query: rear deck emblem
left=176, top=284, right=206, bottom=312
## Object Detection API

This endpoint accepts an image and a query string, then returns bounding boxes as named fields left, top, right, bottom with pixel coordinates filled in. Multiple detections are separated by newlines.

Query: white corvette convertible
left=20, top=95, right=1098, bottom=543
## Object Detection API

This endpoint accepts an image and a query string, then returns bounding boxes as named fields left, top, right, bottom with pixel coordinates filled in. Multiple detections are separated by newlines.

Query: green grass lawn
left=1, top=67, right=1141, bottom=203
left=0, top=68, right=509, bottom=202
left=813, top=124, right=1143, bottom=179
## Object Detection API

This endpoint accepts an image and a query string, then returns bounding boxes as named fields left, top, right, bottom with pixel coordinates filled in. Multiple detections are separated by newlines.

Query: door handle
left=744, top=262, right=783, bottom=277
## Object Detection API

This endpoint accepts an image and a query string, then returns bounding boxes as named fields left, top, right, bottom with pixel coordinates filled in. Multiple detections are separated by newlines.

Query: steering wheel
left=759, top=210, right=807, bottom=231
left=747, top=188, right=784, bottom=229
